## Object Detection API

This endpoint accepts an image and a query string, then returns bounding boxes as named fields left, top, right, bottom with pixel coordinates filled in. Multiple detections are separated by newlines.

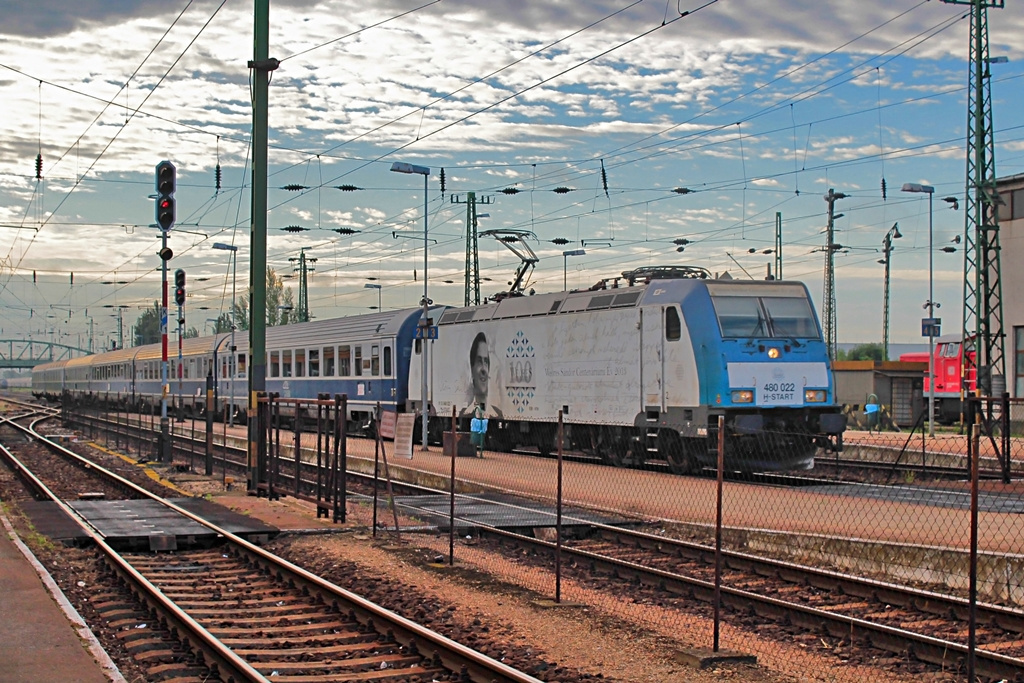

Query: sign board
left=921, top=317, right=941, bottom=337
left=394, top=413, right=416, bottom=459
left=379, top=409, right=397, bottom=440
left=414, top=325, right=439, bottom=340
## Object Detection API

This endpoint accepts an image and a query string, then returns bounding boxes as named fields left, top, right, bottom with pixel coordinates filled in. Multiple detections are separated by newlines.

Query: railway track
left=0, top=404, right=543, bottom=683
left=462, top=520, right=1024, bottom=680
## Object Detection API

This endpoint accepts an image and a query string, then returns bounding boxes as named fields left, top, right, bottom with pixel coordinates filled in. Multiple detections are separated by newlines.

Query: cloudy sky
left=1, top=0, right=1022, bottom=352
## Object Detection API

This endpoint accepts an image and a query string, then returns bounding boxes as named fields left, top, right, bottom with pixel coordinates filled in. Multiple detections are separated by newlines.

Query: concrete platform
left=388, top=492, right=631, bottom=532
left=0, top=508, right=122, bottom=682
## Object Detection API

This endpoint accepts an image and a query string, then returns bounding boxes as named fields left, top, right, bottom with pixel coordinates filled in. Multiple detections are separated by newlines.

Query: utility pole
left=452, top=192, right=492, bottom=307
left=289, top=247, right=317, bottom=322
left=774, top=212, right=783, bottom=281
left=822, top=189, right=847, bottom=361
left=941, top=0, right=1006, bottom=398
left=880, top=223, right=902, bottom=361
left=248, top=0, right=276, bottom=489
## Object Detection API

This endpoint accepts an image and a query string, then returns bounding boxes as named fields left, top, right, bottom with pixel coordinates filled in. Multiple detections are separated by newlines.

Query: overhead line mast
left=941, top=0, right=1006, bottom=398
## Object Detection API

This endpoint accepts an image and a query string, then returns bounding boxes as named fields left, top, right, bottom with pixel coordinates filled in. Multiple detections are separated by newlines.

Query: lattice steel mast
left=942, top=0, right=1006, bottom=395
left=452, top=192, right=492, bottom=307
left=822, top=189, right=847, bottom=361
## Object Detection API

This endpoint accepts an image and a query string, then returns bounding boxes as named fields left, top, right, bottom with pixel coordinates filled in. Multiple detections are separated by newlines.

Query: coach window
left=370, top=345, right=380, bottom=376
left=665, top=306, right=682, bottom=341
left=323, top=346, right=335, bottom=376
left=383, top=345, right=392, bottom=376
left=270, top=351, right=280, bottom=378
left=295, top=349, right=306, bottom=378
left=339, top=345, right=351, bottom=376
left=354, top=346, right=363, bottom=376
left=308, top=349, right=319, bottom=377
left=282, top=350, right=293, bottom=377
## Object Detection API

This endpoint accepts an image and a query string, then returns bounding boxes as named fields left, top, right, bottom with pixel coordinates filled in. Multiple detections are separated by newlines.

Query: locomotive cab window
left=762, top=297, right=817, bottom=338
left=711, top=288, right=820, bottom=340
left=665, top=306, right=682, bottom=341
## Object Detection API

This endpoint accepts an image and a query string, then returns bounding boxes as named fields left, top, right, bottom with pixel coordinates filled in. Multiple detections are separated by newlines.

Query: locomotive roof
left=437, top=276, right=811, bottom=325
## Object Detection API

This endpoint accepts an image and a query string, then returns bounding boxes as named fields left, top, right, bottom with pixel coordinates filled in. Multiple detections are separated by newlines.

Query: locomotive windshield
left=710, top=288, right=820, bottom=339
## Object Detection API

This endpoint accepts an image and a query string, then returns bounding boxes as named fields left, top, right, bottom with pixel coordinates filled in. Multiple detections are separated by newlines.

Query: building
left=996, top=173, right=1024, bottom=396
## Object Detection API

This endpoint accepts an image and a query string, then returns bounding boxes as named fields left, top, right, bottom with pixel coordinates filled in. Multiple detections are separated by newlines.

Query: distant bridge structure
left=0, top=339, right=91, bottom=369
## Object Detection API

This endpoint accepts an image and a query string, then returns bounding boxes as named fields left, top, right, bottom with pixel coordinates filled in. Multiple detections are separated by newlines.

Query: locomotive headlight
left=767, top=347, right=781, bottom=359
left=731, top=390, right=754, bottom=403
left=804, top=389, right=826, bottom=403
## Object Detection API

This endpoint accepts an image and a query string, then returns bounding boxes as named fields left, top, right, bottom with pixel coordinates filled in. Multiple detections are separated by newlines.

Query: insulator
left=215, top=164, right=222, bottom=191
left=439, top=168, right=446, bottom=197
left=281, top=184, right=307, bottom=191
left=500, top=187, right=520, bottom=195
left=600, top=159, right=609, bottom=198
left=35, top=153, right=43, bottom=180
left=335, top=184, right=360, bottom=192
left=553, top=186, right=572, bottom=194
left=881, top=177, right=887, bottom=200
left=281, top=225, right=308, bottom=233
left=551, top=237, right=570, bottom=245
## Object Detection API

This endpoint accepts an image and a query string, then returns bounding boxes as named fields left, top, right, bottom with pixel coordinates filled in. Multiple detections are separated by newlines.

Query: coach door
left=640, top=306, right=665, bottom=411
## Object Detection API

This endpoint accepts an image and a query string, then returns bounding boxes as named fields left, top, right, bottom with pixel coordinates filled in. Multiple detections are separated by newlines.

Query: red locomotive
left=899, top=334, right=976, bottom=425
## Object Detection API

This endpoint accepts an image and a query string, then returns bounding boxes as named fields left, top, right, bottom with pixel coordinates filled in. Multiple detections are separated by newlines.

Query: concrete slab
left=67, top=498, right=278, bottom=546
left=673, top=647, right=757, bottom=669
left=388, top=492, right=630, bottom=531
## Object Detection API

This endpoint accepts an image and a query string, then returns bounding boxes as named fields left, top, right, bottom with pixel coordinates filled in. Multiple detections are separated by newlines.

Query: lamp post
left=879, top=223, right=902, bottom=361
left=562, top=248, right=586, bottom=291
left=364, top=282, right=382, bottom=310
left=902, top=182, right=936, bottom=437
left=212, top=242, right=239, bottom=426
left=390, top=161, right=431, bottom=450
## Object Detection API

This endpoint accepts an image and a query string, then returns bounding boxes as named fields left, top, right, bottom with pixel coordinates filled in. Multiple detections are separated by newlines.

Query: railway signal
left=155, top=160, right=176, bottom=231
left=174, top=269, right=186, bottom=306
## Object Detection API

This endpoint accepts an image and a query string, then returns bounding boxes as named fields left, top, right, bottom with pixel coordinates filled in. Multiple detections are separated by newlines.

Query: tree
left=232, top=267, right=295, bottom=331
left=134, top=302, right=162, bottom=345
left=836, top=343, right=885, bottom=361
left=210, top=313, right=233, bottom=334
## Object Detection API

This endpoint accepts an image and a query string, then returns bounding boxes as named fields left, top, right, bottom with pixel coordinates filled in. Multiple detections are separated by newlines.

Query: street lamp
left=391, top=161, right=431, bottom=450
left=879, top=223, right=902, bottom=361
left=902, top=182, right=936, bottom=436
left=562, top=248, right=586, bottom=291
left=212, top=242, right=239, bottom=426
left=364, top=282, right=382, bottom=310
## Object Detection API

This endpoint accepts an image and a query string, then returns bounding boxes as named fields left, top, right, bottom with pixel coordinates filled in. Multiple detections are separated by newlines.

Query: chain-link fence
left=61, top=392, right=1024, bottom=681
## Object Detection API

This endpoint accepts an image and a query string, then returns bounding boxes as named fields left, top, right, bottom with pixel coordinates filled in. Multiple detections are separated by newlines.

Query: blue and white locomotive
left=33, top=265, right=845, bottom=473
left=425, top=266, right=845, bottom=472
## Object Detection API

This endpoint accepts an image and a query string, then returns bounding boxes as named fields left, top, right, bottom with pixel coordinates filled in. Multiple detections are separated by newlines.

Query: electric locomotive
left=424, top=266, right=845, bottom=473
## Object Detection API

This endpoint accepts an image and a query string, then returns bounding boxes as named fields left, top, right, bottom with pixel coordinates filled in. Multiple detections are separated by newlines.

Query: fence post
left=556, top=410, right=564, bottom=604
left=334, top=395, right=346, bottom=523
left=448, top=406, right=456, bottom=565
left=316, top=394, right=326, bottom=516
left=714, top=414, right=725, bottom=652
left=968, top=397, right=980, bottom=681
left=1002, top=392, right=1011, bottom=483
left=205, top=374, right=214, bottom=475
left=293, top=400, right=302, bottom=500
left=373, top=404, right=381, bottom=538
